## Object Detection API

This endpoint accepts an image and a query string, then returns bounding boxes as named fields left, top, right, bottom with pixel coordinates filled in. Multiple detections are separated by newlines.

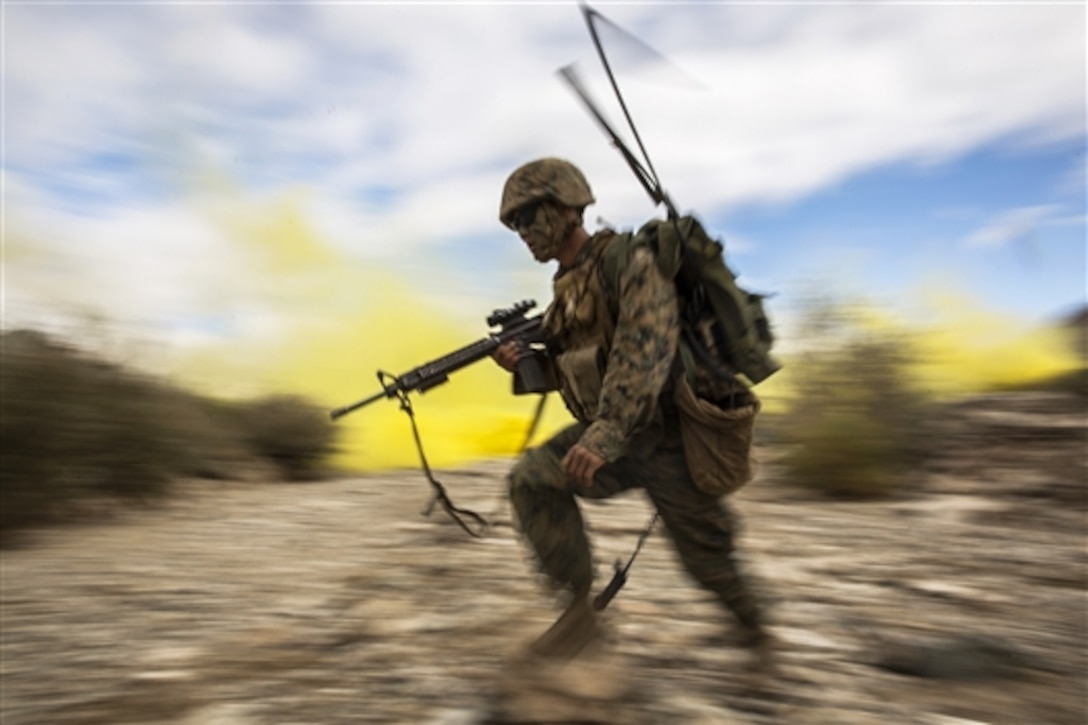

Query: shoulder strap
left=599, top=217, right=687, bottom=298
left=599, top=230, right=636, bottom=309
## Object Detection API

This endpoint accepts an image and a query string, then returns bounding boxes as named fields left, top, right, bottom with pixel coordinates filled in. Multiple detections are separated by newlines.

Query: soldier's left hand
left=491, top=341, right=524, bottom=373
left=562, top=444, right=605, bottom=487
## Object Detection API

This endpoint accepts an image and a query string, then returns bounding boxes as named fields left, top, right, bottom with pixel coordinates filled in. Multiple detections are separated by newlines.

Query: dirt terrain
left=2, top=392, right=1085, bottom=724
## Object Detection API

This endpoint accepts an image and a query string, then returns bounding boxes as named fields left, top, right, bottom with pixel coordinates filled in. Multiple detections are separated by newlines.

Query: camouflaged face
left=500, top=158, right=595, bottom=227
left=521, top=203, right=578, bottom=263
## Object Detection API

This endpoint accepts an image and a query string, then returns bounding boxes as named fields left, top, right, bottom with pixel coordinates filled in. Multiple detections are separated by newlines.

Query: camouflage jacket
left=543, top=229, right=680, bottom=462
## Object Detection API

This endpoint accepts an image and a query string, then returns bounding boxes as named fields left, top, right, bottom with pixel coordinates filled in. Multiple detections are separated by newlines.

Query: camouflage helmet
left=500, top=158, right=595, bottom=228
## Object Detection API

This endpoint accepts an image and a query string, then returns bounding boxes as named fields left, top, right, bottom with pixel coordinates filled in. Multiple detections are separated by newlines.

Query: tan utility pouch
left=674, top=374, right=761, bottom=496
left=554, top=345, right=605, bottom=422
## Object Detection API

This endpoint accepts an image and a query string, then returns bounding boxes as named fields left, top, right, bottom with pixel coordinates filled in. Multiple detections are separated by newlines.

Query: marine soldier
left=492, top=158, right=771, bottom=666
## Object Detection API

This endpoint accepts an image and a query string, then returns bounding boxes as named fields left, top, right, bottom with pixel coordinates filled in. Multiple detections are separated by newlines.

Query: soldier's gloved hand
left=491, top=341, right=524, bottom=373
left=562, top=443, right=605, bottom=488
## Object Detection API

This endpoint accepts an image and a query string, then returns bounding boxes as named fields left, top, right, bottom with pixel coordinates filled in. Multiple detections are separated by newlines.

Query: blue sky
left=716, top=139, right=1085, bottom=322
left=4, top=1, right=1085, bottom=369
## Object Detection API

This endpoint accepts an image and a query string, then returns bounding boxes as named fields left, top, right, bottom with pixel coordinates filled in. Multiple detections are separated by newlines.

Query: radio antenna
left=561, top=1, right=683, bottom=219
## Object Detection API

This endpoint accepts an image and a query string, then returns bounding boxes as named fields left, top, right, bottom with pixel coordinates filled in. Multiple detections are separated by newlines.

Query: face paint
left=516, top=203, right=576, bottom=263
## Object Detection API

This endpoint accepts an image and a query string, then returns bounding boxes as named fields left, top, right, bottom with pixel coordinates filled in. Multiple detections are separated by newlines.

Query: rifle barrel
left=329, top=389, right=389, bottom=421
left=328, top=311, right=544, bottom=422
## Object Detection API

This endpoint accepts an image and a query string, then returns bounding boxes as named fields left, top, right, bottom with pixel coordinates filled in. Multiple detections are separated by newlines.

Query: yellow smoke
left=757, top=292, right=1082, bottom=411
left=907, top=293, right=1082, bottom=396
left=266, top=277, right=570, bottom=471
left=174, top=191, right=572, bottom=471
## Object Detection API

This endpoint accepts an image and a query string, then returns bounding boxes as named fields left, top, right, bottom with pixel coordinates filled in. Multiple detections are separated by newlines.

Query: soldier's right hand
left=491, top=341, right=523, bottom=373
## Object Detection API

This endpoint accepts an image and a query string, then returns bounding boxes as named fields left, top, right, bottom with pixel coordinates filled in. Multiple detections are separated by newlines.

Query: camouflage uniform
left=507, top=222, right=764, bottom=636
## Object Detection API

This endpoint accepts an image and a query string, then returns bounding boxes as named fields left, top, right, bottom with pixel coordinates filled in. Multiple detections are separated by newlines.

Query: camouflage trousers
left=508, top=421, right=763, bottom=632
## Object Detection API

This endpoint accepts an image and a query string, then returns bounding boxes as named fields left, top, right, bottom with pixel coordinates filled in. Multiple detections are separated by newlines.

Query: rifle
left=329, top=299, right=552, bottom=422
left=327, top=300, right=554, bottom=538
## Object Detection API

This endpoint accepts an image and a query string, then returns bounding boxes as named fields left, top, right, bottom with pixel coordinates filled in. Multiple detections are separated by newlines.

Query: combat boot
left=717, top=588, right=777, bottom=674
left=528, top=595, right=603, bottom=660
left=736, top=625, right=778, bottom=674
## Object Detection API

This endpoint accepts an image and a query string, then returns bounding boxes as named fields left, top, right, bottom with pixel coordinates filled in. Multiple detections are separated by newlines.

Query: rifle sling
left=378, top=372, right=489, bottom=539
left=593, top=511, right=658, bottom=611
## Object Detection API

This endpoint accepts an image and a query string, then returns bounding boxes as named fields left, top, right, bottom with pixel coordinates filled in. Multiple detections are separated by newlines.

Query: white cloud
left=3, top=2, right=1084, bottom=348
left=4, top=174, right=251, bottom=335
left=163, top=13, right=315, bottom=96
left=962, top=204, right=1065, bottom=249
left=612, top=4, right=1084, bottom=214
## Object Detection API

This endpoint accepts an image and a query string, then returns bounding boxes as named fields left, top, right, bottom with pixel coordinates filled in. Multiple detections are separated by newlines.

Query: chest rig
left=543, top=230, right=624, bottom=422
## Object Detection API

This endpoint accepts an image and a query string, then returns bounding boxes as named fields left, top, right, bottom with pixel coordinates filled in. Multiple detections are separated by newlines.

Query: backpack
left=603, top=214, right=780, bottom=385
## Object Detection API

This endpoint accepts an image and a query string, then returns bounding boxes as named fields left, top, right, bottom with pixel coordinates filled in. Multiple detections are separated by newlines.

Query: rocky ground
left=2, top=392, right=1085, bottom=724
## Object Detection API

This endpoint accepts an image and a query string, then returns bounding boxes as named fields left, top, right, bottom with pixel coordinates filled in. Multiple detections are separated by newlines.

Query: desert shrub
left=226, top=395, right=337, bottom=480
left=0, top=328, right=338, bottom=540
left=778, top=303, right=935, bottom=499
left=1, top=330, right=189, bottom=534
